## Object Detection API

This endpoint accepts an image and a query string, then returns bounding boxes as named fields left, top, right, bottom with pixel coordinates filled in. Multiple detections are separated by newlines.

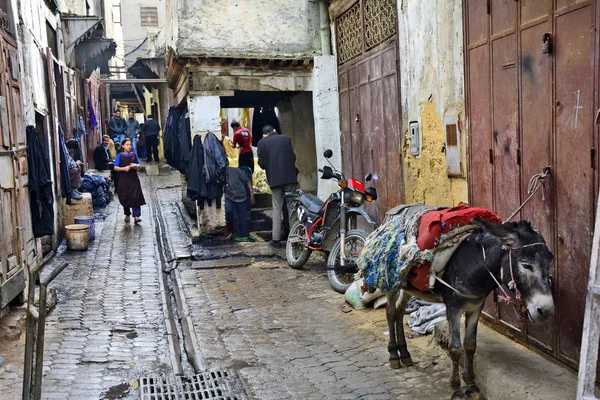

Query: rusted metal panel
left=492, top=34, right=523, bottom=330
left=519, top=20, right=555, bottom=349
left=0, top=267, right=24, bottom=308
left=467, top=0, right=488, bottom=45
left=521, top=0, right=552, bottom=24
left=554, top=4, right=595, bottom=363
left=491, top=0, right=517, bottom=35
left=557, top=0, right=590, bottom=12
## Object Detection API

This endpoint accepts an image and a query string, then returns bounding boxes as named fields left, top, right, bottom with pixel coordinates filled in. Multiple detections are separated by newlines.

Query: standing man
left=142, top=114, right=161, bottom=163
left=231, top=120, right=254, bottom=173
left=257, top=125, right=298, bottom=248
left=93, top=135, right=114, bottom=171
left=108, top=110, right=127, bottom=143
left=125, top=113, right=140, bottom=154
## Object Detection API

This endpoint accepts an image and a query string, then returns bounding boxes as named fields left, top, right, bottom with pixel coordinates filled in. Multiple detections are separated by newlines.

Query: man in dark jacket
left=108, top=110, right=127, bottom=142
left=142, top=114, right=161, bottom=162
left=257, top=125, right=298, bottom=247
left=94, top=135, right=114, bottom=171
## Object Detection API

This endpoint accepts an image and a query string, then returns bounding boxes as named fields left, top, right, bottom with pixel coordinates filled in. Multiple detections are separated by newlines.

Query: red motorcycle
left=285, top=149, right=378, bottom=293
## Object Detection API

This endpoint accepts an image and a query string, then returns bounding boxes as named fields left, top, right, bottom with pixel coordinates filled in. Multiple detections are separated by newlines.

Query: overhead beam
left=100, top=78, right=167, bottom=83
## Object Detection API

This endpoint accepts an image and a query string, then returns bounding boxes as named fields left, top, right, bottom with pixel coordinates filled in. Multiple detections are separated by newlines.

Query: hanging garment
left=58, top=125, right=72, bottom=204
left=88, top=97, right=98, bottom=130
left=252, top=106, right=281, bottom=147
left=186, top=135, right=208, bottom=202
left=177, top=110, right=192, bottom=174
left=200, top=132, right=228, bottom=208
left=26, top=126, right=54, bottom=237
left=164, top=107, right=182, bottom=170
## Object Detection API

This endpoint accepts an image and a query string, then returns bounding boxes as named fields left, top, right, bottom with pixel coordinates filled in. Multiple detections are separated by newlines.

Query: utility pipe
left=319, top=0, right=332, bottom=56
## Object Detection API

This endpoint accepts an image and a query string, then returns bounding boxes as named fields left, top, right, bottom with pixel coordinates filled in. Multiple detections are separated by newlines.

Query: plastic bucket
left=74, top=215, right=95, bottom=241
left=65, top=224, right=90, bottom=251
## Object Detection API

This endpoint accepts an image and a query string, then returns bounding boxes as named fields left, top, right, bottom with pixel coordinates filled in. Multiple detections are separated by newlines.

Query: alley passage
left=0, top=176, right=171, bottom=400
left=2, top=169, right=454, bottom=399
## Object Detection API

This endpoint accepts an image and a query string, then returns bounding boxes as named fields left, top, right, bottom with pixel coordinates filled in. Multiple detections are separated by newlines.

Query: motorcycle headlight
left=350, top=191, right=364, bottom=205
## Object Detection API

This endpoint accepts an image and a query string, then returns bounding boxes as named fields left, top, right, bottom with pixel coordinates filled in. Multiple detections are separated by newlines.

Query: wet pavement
left=0, top=172, right=173, bottom=400
left=0, top=166, right=456, bottom=399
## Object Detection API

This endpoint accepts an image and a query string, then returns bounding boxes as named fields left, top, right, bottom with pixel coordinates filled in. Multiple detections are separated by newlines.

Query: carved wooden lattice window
left=336, top=3, right=362, bottom=65
left=335, top=0, right=398, bottom=65
left=364, top=0, right=397, bottom=50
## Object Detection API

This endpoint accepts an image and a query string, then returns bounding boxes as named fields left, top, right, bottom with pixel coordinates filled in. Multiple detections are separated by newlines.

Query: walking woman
left=113, top=138, right=146, bottom=223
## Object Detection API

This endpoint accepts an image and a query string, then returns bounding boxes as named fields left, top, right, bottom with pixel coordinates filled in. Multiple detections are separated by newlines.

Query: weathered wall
left=174, top=0, right=322, bottom=58
left=312, top=56, right=341, bottom=199
left=397, top=0, right=467, bottom=206
left=120, top=0, right=166, bottom=68
left=61, top=0, right=102, bottom=15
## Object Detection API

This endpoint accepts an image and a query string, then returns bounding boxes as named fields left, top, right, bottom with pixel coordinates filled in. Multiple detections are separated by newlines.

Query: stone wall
left=172, top=0, right=322, bottom=58
left=397, top=0, right=467, bottom=206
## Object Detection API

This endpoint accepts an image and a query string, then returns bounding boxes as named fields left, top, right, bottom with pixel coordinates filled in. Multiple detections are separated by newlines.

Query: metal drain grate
left=140, top=370, right=247, bottom=400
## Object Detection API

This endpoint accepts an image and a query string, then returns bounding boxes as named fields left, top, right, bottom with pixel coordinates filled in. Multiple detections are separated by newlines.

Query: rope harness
left=505, top=167, right=551, bottom=222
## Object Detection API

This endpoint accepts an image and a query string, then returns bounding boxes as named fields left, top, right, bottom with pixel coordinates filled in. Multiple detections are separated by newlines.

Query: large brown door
left=0, top=32, right=34, bottom=311
left=465, top=0, right=597, bottom=366
left=334, top=0, right=404, bottom=222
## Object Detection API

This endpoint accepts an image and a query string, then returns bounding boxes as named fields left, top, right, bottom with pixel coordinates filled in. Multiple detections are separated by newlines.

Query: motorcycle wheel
left=327, top=230, right=368, bottom=293
left=286, top=221, right=312, bottom=269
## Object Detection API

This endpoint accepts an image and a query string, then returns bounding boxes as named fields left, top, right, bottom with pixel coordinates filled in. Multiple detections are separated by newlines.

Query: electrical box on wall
left=409, top=121, right=420, bottom=156
left=444, top=116, right=463, bottom=177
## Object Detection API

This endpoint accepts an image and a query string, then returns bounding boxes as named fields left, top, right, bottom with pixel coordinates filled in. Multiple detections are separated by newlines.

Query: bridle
left=482, top=242, right=546, bottom=322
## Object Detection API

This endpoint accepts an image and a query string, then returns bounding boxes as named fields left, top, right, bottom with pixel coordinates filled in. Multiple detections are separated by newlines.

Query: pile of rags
left=357, top=204, right=444, bottom=292
left=80, top=174, right=110, bottom=207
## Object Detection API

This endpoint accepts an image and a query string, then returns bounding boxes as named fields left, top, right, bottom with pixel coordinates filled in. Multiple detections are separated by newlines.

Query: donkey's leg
left=447, top=307, right=463, bottom=390
left=463, top=304, right=485, bottom=399
left=386, top=291, right=401, bottom=369
left=395, top=291, right=413, bottom=366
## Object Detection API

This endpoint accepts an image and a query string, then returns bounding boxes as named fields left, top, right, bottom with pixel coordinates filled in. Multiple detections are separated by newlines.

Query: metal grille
left=446, top=124, right=458, bottom=147
left=364, top=0, right=397, bottom=50
left=140, top=370, right=247, bottom=400
left=336, top=3, right=362, bottom=65
left=140, top=6, right=159, bottom=27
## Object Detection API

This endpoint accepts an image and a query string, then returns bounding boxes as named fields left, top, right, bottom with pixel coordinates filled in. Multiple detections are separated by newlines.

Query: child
left=113, top=138, right=146, bottom=223
left=225, top=166, right=255, bottom=242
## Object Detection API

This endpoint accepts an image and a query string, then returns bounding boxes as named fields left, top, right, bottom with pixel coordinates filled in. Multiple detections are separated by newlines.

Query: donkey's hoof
left=400, top=356, right=413, bottom=367
left=465, top=385, right=485, bottom=400
left=389, top=359, right=402, bottom=369
left=451, top=390, right=466, bottom=400
left=450, top=377, right=461, bottom=390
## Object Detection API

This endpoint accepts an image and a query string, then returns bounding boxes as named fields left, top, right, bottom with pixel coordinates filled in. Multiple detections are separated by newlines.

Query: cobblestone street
left=0, top=168, right=454, bottom=399
left=0, top=172, right=173, bottom=400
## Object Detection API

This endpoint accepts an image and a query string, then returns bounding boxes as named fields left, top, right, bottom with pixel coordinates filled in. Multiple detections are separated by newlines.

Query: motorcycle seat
left=299, top=193, right=324, bottom=214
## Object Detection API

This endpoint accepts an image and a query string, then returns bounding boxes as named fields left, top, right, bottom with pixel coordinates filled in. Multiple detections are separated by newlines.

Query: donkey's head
left=474, top=218, right=555, bottom=324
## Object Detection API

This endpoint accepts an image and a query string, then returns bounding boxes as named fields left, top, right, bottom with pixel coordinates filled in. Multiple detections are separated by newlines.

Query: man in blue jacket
left=257, top=125, right=298, bottom=248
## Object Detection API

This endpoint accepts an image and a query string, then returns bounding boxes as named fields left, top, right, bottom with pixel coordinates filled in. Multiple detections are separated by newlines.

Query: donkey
left=386, top=218, right=555, bottom=399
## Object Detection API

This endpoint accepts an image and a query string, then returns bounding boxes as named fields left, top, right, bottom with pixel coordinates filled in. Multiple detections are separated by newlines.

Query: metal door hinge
left=489, top=148, right=493, bottom=164
left=487, top=0, right=491, bottom=14
left=517, top=148, right=521, bottom=166
left=592, top=148, right=596, bottom=169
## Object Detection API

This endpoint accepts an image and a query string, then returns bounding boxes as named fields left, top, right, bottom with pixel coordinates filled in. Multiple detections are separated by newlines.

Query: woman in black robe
left=113, top=138, right=146, bottom=223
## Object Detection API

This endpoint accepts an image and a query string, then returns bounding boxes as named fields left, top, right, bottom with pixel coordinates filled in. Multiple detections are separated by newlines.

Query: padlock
left=542, top=33, right=552, bottom=54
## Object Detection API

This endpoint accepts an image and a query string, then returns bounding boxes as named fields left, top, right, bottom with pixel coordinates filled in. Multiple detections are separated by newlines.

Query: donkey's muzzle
left=527, top=293, right=555, bottom=323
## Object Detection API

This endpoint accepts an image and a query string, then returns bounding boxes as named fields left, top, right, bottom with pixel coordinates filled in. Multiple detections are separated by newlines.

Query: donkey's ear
left=472, top=218, right=520, bottom=248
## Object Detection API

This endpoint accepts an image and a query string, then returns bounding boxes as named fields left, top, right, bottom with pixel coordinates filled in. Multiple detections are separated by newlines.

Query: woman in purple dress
left=113, top=138, right=146, bottom=223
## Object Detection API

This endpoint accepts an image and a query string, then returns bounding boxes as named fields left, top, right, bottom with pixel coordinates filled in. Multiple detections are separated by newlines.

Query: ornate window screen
left=364, top=0, right=397, bottom=50
left=335, top=0, right=398, bottom=65
left=336, top=3, right=362, bottom=65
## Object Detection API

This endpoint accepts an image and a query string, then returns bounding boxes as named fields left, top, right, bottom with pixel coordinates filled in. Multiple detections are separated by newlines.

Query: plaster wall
left=120, top=0, right=166, bottom=68
left=104, top=0, right=125, bottom=78
left=312, top=55, right=341, bottom=199
left=61, top=0, right=102, bottom=15
left=397, top=0, right=467, bottom=206
left=174, top=0, right=322, bottom=58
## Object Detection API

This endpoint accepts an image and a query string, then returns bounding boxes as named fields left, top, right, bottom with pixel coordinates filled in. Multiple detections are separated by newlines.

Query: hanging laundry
left=58, top=125, right=72, bottom=204
left=26, top=126, right=54, bottom=237
left=88, top=97, right=98, bottom=130
left=178, top=109, right=192, bottom=174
